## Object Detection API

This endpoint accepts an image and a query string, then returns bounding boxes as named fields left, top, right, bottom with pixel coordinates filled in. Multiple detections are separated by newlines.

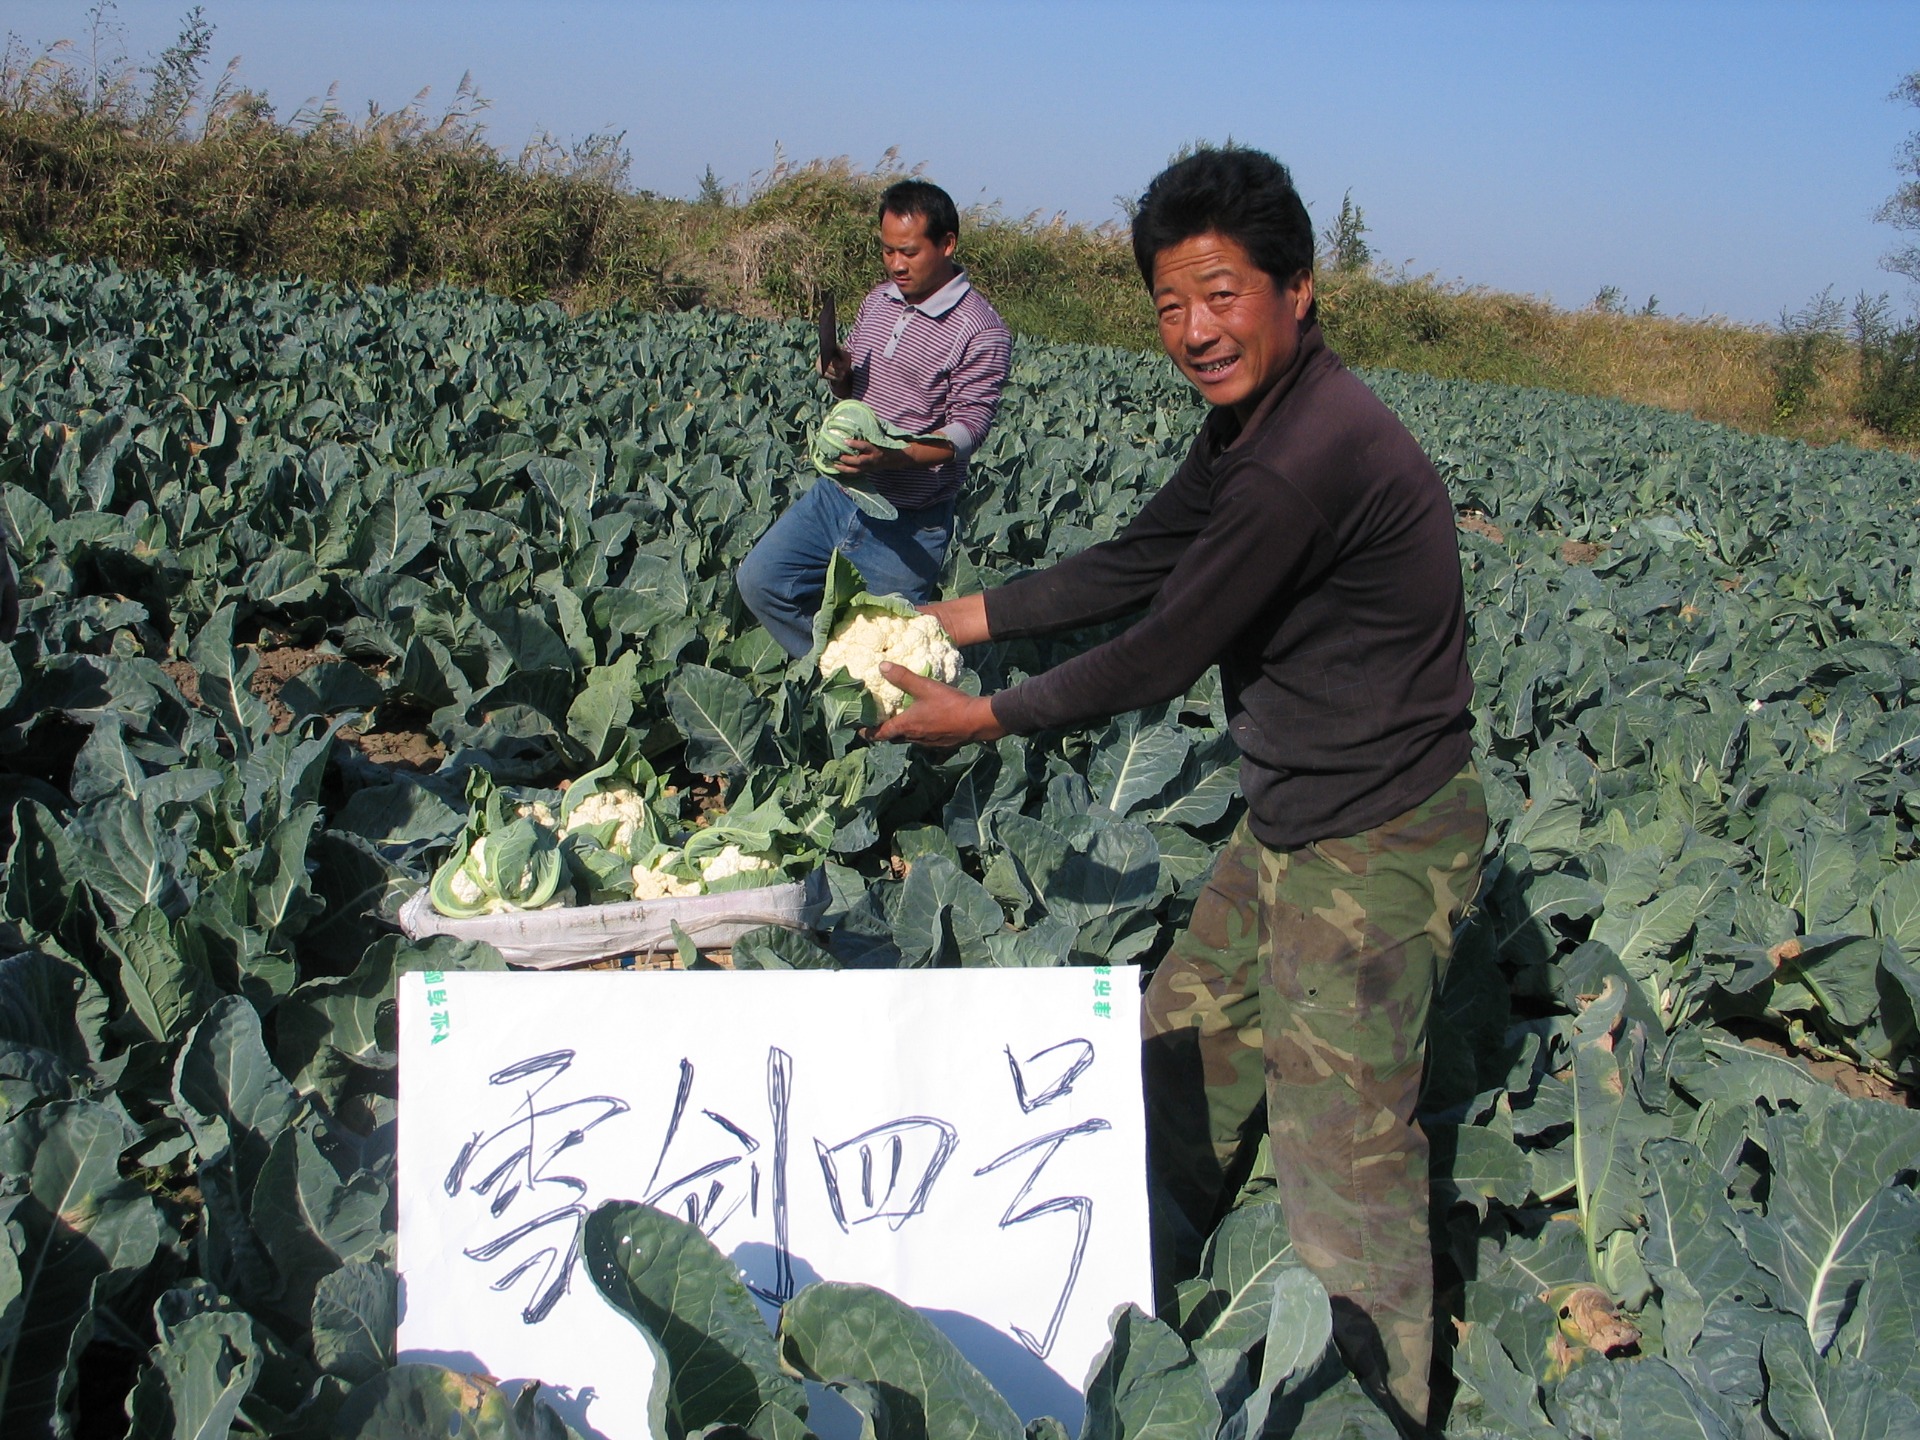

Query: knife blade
left=818, top=290, right=837, bottom=370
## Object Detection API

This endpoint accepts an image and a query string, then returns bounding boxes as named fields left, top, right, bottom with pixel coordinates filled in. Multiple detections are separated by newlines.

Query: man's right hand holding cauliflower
left=820, top=607, right=964, bottom=720
left=864, top=591, right=1005, bottom=747
left=806, top=551, right=1005, bottom=745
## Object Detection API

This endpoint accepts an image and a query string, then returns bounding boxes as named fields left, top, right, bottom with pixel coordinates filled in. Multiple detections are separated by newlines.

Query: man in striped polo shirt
left=737, top=179, right=1012, bottom=655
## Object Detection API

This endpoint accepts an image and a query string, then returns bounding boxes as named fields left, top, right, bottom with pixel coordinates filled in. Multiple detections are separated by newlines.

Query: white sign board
left=397, top=967, right=1152, bottom=1438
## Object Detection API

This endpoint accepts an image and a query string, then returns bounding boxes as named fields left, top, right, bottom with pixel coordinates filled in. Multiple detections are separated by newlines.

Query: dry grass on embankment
left=0, top=50, right=1889, bottom=451
left=1315, top=270, right=1877, bottom=450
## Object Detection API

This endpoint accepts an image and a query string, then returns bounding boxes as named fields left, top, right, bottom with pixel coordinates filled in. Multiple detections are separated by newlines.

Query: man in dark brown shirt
left=872, top=149, right=1485, bottom=1437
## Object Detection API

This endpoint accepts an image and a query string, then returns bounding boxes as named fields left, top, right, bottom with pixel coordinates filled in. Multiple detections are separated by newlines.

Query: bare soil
left=1457, top=511, right=1505, bottom=544
left=1455, top=511, right=1605, bottom=568
left=248, top=644, right=340, bottom=732
left=160, top=658, right=199, bottom=707
left=1726, top=1028, right=1913, bottom=1107
left=167, top=645, right=448, bottom=772
left=339, top=724, right=446, bottom=771
left=684, top=776, right=727, bottom=820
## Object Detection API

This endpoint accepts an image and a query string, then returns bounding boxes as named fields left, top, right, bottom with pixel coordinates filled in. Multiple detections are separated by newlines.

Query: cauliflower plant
left=820, top=608, right=962, bottom=719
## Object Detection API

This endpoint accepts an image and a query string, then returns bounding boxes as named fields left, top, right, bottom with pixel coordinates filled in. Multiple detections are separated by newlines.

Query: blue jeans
left=736, top=479, right=956, bottom=657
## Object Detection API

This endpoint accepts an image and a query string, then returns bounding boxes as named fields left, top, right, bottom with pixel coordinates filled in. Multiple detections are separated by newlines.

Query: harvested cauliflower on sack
left=629, top=861, right=702, bottom=901
left=429, top=816, right=571, bottom=918
left=700, top=844, right=776, bottom=883
left=820, top=607, right=962, bottom=719
left=426, top=756, right=831, bottom=917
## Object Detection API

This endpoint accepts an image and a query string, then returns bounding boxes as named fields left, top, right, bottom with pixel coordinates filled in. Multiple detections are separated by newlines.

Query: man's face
left=1151, top=231, right=1315, bottom=420
left=881, top=210, right=958, bottom=305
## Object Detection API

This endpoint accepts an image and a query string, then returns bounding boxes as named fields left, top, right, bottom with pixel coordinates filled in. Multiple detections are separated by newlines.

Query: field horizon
left=0, top=49, right=1894, bottom=456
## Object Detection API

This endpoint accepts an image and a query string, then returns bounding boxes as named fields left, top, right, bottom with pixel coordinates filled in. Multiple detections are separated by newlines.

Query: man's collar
left=879, top=269, right=972, bottom=317
left=1210, top=321, right=1327, bottom=454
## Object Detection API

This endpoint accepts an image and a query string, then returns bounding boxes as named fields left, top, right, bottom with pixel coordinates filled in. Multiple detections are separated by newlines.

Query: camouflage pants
left=1142, top=763, right=1487, bottom=1436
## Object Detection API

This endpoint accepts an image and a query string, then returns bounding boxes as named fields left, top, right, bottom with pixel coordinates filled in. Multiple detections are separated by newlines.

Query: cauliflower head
left=562, top=782, right=652, bottom=852
left=631, top=860, right=702, bottom=901
left=819, top=609, right=962, bottom=719
left=446, top=855, right=489, bottom=910
left=700, top=844, right=775, bottom=883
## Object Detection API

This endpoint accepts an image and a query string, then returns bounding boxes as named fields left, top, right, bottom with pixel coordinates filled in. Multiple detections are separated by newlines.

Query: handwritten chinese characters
left=399, top=968, right=1151, bottom=1436
left=444, top=1050, right=630, bottom=1322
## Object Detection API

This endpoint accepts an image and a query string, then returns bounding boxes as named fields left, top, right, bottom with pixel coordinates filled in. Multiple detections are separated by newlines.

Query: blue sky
left=7, top=0, right=1916, bottom=327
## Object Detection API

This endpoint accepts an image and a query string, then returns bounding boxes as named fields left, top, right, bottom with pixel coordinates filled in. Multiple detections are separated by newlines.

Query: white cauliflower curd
left=700, top=844, right=775, bottom=884
left=819, top=609, right=962, bottom=719
left=446, top=855, right=490, bottom=909
left=562, top=783, right=652, bottom=850
left=631, top=860, right=702, bottom=901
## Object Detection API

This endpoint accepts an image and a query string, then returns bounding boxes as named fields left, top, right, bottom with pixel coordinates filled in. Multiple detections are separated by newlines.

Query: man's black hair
left=1131, top=148, right=1315, bottom=310
left=878, top=179, right=960, bottom=242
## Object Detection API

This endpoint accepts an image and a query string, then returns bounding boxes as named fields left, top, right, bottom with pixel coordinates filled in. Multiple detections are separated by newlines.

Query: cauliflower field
left=3, top=253, right=1920, bottom=1437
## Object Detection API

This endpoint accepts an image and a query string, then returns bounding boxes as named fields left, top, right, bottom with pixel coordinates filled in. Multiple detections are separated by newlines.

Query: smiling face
left=1151, top=231, right=1315, bottom=420
left=880, top=210, right=959, bottom=305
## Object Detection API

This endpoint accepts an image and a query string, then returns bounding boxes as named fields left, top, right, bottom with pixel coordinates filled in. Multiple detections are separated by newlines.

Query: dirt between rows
left=1722, top=1026, right=1912, bottom=1106
left=1456, top=510, right=1604, bottom=566
left=164, top=646, right=445, bottom=770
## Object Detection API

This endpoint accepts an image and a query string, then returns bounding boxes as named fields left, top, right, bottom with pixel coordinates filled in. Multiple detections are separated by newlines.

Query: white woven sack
left=395, top=868, right=829, bottom=969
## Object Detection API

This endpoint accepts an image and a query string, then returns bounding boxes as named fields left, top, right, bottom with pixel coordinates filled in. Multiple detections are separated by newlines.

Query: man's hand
left=835, top=435, right=956, bottom=476
left=917, top=594, right=990, bottom=647
left=820, top=344, right=853, bottom=397
left=868, top=665, right=1007, bottom=748
left=833, top=438, right=897, bottom=476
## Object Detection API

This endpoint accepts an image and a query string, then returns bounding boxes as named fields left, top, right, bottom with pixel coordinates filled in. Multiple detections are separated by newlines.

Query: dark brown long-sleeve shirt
left=984, top=323, right=1472, bottom=849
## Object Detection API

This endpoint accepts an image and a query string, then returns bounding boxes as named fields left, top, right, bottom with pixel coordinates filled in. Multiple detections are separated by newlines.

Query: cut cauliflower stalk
left=820, top=610, right=962, bottom=719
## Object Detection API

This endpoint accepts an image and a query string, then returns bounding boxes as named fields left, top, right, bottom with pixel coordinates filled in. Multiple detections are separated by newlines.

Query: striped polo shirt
left=844, top=270, right=1012, bottom=510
